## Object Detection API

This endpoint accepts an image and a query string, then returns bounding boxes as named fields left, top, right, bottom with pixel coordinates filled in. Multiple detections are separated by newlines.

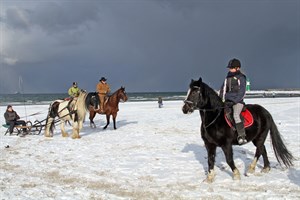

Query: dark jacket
left=4, top=110, right=20, bottom=124
left=219, top=71, right=246, bottom=104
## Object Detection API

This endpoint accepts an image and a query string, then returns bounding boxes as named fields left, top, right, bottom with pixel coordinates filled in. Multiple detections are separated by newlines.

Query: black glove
left=224, top=101, right=234, bottom=108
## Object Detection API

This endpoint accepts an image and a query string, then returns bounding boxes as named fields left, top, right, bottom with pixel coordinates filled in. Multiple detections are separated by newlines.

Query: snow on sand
left=0, top=98, right=299, bottom=199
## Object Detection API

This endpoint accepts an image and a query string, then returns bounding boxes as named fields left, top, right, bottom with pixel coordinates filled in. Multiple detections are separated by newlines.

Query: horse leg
left=103, top=114, right=110, bottom=129
left=76, top=120, right=83, bottom=139
left=260, top=145, right=270, bottom=173
left=89, top=111, right=97, bottom=128
left=60, top=121, right=69, bottom=137
left=221, top=144, right=240, bottom=180
left=204, top=142, right=217, bottom=183
left=112, top=112, right=117, bottom=130
left=71, top=121, right=80, bottom=139
left=44, top=117, right=54, bottom=137
left=248, top=131, right=270, bottom=174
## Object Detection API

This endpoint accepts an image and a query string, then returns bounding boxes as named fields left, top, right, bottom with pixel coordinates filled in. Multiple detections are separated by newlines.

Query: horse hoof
left=233, top=169, right=241, bottom=180
left=71, top=135, right=81, bottom=139
left=44, top=134, right=52, bottom=138
left=247, top=167, right=255, bottom=174
left=203, top=177, right=214, bottom=183
left=261, top=167, right=270, bottom=173
left=233, top=174, right=241, bottom=180
left=204, top=170, right=215, bottom=183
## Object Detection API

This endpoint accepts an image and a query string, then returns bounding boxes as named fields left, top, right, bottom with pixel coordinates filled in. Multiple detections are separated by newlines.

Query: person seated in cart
left=4, top=105, right=27, bottom=134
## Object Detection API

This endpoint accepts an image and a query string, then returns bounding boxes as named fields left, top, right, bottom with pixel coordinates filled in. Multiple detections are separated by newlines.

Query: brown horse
left=89, top=87, right=128, bottom=129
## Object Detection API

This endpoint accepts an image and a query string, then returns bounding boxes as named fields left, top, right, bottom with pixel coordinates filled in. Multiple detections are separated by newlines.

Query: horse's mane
left=192, top=78, right=223, bottom=109
left=109, top=87, right=125, bottom=98
left=77, top=90, right=89, bottom=110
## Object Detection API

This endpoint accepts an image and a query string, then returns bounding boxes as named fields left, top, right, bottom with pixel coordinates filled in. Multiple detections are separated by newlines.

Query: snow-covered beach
left=0, top=97, right=299, bottom=199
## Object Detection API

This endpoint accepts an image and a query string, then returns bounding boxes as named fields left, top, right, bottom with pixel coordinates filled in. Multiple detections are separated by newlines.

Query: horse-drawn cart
left=2, top=120, right=43, bottom=136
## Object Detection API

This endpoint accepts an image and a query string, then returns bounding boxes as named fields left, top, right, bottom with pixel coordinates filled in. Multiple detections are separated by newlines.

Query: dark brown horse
left=89, top=87, right=128, bottom=129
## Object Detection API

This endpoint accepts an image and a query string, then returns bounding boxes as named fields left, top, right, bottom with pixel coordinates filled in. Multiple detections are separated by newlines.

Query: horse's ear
left=198, top=77, right=202, bottom=83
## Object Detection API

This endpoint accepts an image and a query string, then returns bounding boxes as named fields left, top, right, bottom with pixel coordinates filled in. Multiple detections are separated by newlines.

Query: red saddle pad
left=225, top=109, right=254, bottom=128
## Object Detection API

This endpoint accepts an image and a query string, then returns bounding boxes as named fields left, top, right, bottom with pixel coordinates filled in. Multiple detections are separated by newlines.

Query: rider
left=219, top=58, right=247, bottom=145
left=68, top=82, right=80, bottom=110
left=68, top=82, right=80, bottom=98
left=96, top=77, right=111, bottom=113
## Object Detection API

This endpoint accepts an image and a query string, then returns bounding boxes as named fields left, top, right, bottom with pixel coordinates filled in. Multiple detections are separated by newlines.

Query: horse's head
left=86, top=92, right=100, bottom=111
left=182, top=77, right=207, bottom=114
left=118, top=86, right=128, bottom=102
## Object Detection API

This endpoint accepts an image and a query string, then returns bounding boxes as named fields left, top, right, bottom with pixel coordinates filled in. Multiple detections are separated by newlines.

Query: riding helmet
left=227, top=58, right=241, bottom=68
left=73, top=82, right=77, bottom=86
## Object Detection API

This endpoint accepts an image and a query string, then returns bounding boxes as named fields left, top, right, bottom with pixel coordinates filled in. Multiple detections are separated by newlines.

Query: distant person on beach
left=68, top=82, right=80, bottom=98
left=158, top=96, right=163, bottom=108
left=96, top=77, right=111, bottom=112
left=219, top=58, right=247, bottom=145
left=4, top=105, right=27, bottom=134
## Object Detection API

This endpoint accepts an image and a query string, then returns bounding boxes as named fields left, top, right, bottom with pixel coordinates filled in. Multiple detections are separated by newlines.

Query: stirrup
left=237, top=136, right=247, bottom=145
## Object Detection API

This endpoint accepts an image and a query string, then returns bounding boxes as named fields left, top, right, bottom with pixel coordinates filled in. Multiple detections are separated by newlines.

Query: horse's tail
left=268, top=112, right=294, bottom=168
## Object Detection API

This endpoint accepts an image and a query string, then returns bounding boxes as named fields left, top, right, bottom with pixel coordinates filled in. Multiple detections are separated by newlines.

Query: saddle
left=224, top=107, right=254, bottom=128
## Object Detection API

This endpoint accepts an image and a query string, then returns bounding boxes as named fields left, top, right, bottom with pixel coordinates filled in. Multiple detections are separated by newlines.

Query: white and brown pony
left=44, top=90, right=100, bottom=139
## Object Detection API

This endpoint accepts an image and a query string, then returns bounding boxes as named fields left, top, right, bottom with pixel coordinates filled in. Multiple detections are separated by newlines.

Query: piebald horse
left=44, top=90, right=100, bottom=139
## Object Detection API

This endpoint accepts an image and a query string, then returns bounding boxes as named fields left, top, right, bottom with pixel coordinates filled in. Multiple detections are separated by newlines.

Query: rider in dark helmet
left=68, top=82, right=80, bottom=98
left=219, top=58, right=247, bottom=145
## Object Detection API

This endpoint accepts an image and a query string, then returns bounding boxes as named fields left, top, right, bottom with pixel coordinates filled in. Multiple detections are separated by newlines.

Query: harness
left=201, top=109, right=222, bottom=129
left=184, top=86, right=223, bottom=131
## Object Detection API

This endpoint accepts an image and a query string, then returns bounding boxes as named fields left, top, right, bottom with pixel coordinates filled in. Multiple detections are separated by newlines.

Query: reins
left=184, top=85, right=224, bottom=130
left=201, top=108, right=222, bottom=129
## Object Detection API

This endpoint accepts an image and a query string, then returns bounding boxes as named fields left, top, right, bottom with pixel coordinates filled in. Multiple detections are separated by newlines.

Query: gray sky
left=0, top=0, right=299, bottom=93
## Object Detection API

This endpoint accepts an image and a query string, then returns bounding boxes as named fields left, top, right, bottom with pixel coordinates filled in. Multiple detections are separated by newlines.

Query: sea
left=0, top=91, right=299, bottom=106
left=0, top=92, right=187, bottom=106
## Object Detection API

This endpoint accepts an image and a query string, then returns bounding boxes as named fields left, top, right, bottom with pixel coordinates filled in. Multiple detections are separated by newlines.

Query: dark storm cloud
left=31, top=1, right=100, bottom=33
left=0, top=0, right=299, bottom=93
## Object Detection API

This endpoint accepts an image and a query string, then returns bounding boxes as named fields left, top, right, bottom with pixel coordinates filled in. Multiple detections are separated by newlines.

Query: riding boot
left=236, top=122, right=247, bottom=145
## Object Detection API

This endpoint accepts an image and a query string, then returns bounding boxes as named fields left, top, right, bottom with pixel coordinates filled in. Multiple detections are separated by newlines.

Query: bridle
left=184, top=86, right=223, bottom=129
left=184, top=86, right=201, bottom=110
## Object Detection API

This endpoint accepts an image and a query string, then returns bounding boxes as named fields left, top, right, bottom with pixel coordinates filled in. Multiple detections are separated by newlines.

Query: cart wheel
left=26, top=121, right=32, bottom=133
left=26, top=121, right=32, bottom=126
left=34, top=120, right=43, bottom=135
